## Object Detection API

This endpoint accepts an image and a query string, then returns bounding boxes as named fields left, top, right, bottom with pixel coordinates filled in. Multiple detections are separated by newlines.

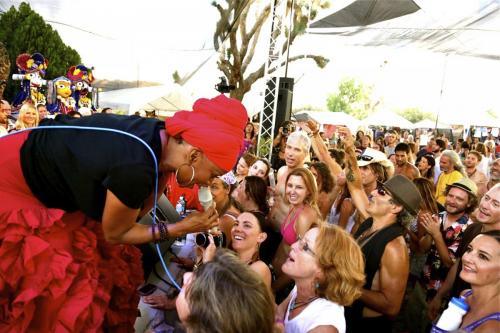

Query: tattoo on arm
left=347, top=167, right=355, bottom=182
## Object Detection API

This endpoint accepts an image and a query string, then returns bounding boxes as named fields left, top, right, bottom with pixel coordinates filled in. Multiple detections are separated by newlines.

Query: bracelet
left=275, top=319, right=284, bottom=324
left=156, top=222, right=170, bottom=242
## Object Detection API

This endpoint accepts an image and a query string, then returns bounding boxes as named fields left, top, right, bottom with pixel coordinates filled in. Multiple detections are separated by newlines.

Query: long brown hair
left=413, top=177, right=439, bottom=215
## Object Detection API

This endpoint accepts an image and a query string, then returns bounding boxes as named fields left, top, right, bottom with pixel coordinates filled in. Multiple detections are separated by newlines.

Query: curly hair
left=185, top=249, right=275, bottom=333
left=315, top=224, right=365, bottom=306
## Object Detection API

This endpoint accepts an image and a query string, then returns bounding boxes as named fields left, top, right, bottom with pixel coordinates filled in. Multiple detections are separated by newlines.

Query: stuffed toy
left=67, top=64, right=95, bottom=115
left=11, top=52, right=48, bottom=107
left=46, top=76, right=76, bottom=115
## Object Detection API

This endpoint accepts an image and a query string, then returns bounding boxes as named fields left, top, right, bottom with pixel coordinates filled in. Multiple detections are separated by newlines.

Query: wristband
left=157, top=221, right=170, bottom=242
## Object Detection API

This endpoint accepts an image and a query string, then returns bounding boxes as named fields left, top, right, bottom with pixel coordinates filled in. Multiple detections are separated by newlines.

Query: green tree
left=396, top=107, right=434, bottom=123
left=175, top=0, right=329, bottom=100
left=326, top=78, right=372, bottom=120
left=0, top=2, right=81, bottom=100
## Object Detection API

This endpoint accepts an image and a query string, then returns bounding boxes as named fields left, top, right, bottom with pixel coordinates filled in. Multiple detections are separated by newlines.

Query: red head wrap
left=166, top=94, right=248, bottom=172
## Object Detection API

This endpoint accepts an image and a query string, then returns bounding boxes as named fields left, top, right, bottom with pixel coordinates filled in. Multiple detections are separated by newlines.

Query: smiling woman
left=443, top=230, right=500, bottom=332
left=176, top=249, right=275, bottom=333
left=11, top=102, right=39, bottom=131
left=272, top=167, right=321, bottom=294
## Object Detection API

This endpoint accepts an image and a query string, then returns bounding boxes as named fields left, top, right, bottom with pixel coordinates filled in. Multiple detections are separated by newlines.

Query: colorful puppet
left=46, top=76, right=76, bottom=115
left=67, top=64, right=95, bottom=114
left=11, top=52, right=48, bottom=107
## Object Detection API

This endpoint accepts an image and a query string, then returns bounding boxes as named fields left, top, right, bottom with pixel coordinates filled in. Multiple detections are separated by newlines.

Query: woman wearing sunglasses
left=276, top=225, right=365, bottom=333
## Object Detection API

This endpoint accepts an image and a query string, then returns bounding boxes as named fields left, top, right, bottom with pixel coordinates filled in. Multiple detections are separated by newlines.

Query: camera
left=215, top=77, right=235, bottom=94
left=137, top=283, right=157, bottom=296
left=281, top=121, right=295, bottom=136
left=195, top=232, right=226, bottom=248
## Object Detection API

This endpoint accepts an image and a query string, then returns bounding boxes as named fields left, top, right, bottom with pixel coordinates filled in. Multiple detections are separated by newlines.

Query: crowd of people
left=0, top=94, right=499, bottom=333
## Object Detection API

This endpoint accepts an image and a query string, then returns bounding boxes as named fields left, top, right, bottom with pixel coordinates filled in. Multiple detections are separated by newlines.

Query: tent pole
left=435, top=53, right=449, bottom=131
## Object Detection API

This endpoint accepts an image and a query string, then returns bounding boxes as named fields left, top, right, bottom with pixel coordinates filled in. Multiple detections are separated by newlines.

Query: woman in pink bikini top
left=280, top=167, right=321, bottom=245
left=273, top=167, right=321, bottom=292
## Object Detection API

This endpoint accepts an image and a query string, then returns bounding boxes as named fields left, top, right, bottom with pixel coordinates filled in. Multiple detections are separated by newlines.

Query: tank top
left=461, top=290, right=500, bottom=332
left=280, top=206, right=304, bottom=246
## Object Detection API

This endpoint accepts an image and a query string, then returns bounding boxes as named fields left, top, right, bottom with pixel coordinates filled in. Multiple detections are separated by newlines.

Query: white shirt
left=0, top=126, right=7, bottom=137
left=285, top=286, right=346, bottom=333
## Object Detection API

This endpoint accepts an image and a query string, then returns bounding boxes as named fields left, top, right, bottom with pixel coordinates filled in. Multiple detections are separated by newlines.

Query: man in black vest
left=340, top=127, right=422, bottom=332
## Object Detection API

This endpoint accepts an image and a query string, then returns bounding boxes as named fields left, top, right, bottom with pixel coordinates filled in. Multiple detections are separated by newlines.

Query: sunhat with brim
left=446, top=178, right=478, bottom=197
left=357, top=148, right=393, bottom=169
left=383, top=175, right=423, bottom=216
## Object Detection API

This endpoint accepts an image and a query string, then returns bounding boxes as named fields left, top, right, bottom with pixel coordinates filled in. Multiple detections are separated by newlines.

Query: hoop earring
left=175, top=163, right=195, bottom=187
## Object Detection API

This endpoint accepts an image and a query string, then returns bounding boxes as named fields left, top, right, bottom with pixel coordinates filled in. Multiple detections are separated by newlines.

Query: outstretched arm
left=340, top=127, right=370, bottom=220
left=301, top=121, right=343, bottom=177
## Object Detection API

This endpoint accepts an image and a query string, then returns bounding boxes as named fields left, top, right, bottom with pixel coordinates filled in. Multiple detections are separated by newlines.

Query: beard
left=445, top=204, right=468, bottom=215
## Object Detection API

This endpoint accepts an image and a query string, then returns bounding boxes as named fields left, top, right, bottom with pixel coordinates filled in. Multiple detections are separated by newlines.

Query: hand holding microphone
left=196, top=186, right=225, bottom=248
left=180, top=187, right=218, bottom=235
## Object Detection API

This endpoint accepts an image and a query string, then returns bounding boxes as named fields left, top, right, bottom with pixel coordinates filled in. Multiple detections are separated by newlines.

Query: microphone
left=196, top=186, right=226, bottom=248
left=198, top=186, right=213, bottom=211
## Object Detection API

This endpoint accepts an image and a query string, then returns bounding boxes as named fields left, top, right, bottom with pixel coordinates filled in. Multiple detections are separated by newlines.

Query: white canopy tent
left=362, top=110, right=415, bottom=128
left=294, top=111, right=361, bottom=132
left=99, top=84, right=197, bottom=117
left=447, top=111, right=500, bottom=128
left=413, top=118, right=451, bottom=129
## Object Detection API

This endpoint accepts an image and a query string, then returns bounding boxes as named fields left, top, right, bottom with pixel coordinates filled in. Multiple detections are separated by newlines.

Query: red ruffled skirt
left=0, top=132, right=144, bottom=332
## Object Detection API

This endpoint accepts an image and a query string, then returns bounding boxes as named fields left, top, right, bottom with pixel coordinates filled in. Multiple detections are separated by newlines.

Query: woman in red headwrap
left=0, top=94, right=247, bottom=332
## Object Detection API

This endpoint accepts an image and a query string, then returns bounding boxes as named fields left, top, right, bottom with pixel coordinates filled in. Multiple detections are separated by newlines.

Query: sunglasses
left=357, top=155, right=374, bottom=162
left=376, top=182, right=399, bottom=205
left=376, top=182, right=388, bottom=196
left=297, top=235, right=316, bottom=257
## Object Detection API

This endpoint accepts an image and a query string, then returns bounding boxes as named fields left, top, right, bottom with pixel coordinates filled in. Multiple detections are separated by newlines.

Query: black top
left=345, top=218, right=404, bottom=332
left=21, top=114, right=165, bottom=221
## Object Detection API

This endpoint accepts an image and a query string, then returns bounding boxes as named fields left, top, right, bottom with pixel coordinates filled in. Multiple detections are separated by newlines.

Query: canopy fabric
left=362, top=110, right=414, bottom=128
left=445, top=111, right=500, bottom=127
left=310, top=0, right=420, bottom=28
left=413, top=118, right=450, bottom=129
left=294, top=111, right=361, bottom=132
left=99, top=84, right=196, bottom=116
left=308, top=0, right=500, bottom=61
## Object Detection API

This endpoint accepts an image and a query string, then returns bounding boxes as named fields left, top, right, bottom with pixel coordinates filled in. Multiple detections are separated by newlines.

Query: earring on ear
left=175, top=163, right=195, bottom=186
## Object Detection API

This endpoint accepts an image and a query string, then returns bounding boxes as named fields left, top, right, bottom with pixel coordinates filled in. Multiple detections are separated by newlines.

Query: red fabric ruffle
left=0, top=131, right=144, bottom=332
left=0, top=209, right=143, bottom=333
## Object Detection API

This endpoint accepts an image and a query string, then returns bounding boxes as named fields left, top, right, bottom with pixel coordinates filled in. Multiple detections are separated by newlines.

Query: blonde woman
left=276, top=225, right=365, bottom=333
left=12, top=102, right=39, bottom=131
